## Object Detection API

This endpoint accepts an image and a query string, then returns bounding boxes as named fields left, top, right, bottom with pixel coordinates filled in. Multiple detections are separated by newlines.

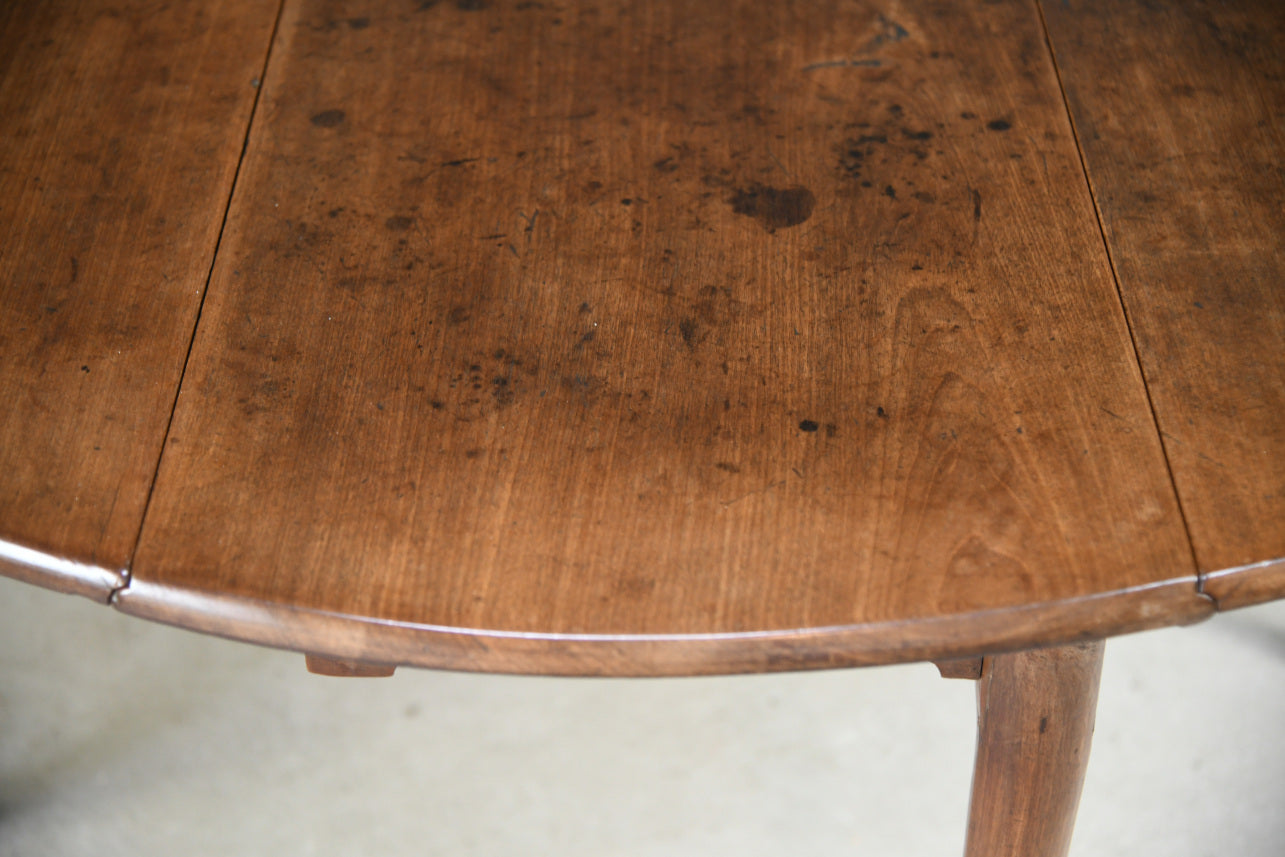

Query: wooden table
left=2, top=0, right=1281, bottom=853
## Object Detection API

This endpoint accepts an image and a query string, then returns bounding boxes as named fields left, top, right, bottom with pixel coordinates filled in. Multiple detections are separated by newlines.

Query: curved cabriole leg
left=964, top=641, right=1105, bottom=857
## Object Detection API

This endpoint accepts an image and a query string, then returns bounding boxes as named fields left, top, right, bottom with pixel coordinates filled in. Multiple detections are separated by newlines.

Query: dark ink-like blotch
left=678, top=317, right=699, bottom=349
left=987, top=118, right=1012, bottom=132
left=730, top=184, right=815, bottom=232
left=799, top=419, right=820, bottom=433
left=310, top=109, right=346, bottom=128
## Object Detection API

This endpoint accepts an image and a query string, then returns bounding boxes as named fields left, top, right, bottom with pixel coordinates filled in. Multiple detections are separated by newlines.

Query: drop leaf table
left=2, top=0, right=1282, bottom=854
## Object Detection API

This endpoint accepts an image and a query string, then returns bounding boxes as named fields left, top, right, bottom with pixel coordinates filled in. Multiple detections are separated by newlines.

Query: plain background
left=1, top=575, right=1282, bottom=856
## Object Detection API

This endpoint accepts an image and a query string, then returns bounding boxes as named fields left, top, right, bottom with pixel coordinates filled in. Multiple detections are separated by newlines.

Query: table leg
left=963, top=641, right=1105, bottom=857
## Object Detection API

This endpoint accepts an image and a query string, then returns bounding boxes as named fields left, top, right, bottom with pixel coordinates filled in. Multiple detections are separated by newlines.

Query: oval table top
left=2, top=0, right=1282, bottom=675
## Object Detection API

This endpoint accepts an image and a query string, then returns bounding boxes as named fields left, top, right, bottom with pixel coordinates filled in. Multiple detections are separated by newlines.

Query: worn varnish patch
left=128, top=0, right=1199, bottom=665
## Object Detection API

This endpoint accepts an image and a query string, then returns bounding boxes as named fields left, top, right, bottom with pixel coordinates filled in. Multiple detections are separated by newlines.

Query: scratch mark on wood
left=803, top=58, right=883, bottom=72
left=868, top=14, right=909, bottom=49
left=767, top=144, right=791, bottom=179
left=721, top=479, right=785, bottom=508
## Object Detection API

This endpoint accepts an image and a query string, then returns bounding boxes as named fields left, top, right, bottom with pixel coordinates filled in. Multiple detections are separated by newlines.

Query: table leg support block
left=304, top=654, right=397, bottom=678
left=934, top=657, right=985, bottom=680
left=964, top=640, right=1105, bottom=857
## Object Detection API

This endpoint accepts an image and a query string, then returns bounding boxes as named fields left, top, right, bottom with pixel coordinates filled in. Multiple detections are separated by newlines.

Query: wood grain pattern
left=121, top=0, right=1206, bottom=673
left=964, top=641, right=1105, bottom=857
left=0, top=0, right=281, bottom=599
left=1041, top=0, right=1285, bottom=607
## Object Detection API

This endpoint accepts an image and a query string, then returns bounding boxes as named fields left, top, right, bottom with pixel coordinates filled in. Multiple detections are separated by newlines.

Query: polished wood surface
left=2, top=4, right=1280, bottom=852
left=1041, top=0, right=1285, bottom=606
left=1201, top=559, right=1285, bottom=612
left=3, top=0, right=1282, bottom=675
left=0, top=0, right=281, bottom=598
left=110, top=0, right=1208, bottom=674
left=116, top=578, right=1205, bottom=677
left=964, top=641, right=1105, bottom=857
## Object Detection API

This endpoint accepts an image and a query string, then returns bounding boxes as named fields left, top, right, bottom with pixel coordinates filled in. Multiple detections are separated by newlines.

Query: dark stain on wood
left=310, top=109, right=346, bottom=128
left=678, top=317, right=700, bottom=349
left=840, top=133, right=887, bottom=179
left=729, top=184, right=815, bottom=231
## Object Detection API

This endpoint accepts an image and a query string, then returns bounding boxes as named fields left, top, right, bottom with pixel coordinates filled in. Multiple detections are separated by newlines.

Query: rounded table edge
left=112, top=576, right=1213, bottom=677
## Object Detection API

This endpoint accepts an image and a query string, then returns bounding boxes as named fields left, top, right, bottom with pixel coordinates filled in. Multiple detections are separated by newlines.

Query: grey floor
left=1, top=576, right=1282, bottom=857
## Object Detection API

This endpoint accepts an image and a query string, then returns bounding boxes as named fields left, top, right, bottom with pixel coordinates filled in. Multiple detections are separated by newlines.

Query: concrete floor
left=1, top=575, right=1282, bottom=856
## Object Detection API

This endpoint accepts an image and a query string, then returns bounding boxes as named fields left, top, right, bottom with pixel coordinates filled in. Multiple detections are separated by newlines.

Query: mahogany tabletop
left=2, top=0, right=1281, bottom=676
